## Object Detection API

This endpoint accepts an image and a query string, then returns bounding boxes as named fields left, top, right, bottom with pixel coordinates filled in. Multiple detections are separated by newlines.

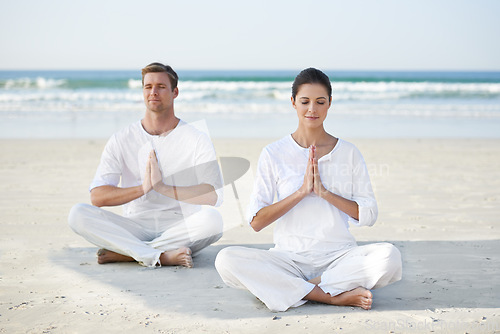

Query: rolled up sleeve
left=348, top=151, right=378, bottom=227
left=246, top=148, right=276, bottom=224
left=194, top=133, right=224, bottom=207
left=89, top=135, right=122, bottom=191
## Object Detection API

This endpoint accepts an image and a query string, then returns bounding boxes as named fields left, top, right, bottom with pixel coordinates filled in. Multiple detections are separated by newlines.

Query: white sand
left=1, top=138, right=499, bottom=333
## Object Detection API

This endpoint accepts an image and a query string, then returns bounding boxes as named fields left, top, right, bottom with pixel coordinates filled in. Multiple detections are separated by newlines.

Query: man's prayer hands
left=142, top=152, right=153, bottom=195
left=149, top=150, right=164, bottom=191
left=142, top=150, right=164, bottom=195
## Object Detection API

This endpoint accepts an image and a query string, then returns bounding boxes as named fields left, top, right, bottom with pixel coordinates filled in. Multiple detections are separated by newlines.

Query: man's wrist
left=153, top=181, right=164, bottom=193
left=140, top=184, right=148, bottom=196
left=154, top=182, right=178, bottom=200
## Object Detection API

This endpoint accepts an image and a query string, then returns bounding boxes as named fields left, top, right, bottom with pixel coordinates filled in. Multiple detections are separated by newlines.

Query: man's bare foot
left=97, top=249, right=135, bottom=264
left=329, top=287, right=373, bottom=310
left=159, top=247, right=193, bottom=268
left=308, top=276, right=321, bottom=285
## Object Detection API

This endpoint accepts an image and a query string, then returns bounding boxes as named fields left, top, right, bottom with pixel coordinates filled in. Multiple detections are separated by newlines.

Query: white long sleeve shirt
left=247, top=135, right=378, bottom=254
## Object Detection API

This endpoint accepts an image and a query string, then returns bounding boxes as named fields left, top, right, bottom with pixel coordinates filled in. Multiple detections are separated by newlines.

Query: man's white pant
left=69, top=203, right=223, bottom=267
left=215, top=243, right=402, bottom=312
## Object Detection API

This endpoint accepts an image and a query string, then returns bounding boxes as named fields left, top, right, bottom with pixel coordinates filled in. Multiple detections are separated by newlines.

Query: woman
left=215, top=68, right=402, bottom=312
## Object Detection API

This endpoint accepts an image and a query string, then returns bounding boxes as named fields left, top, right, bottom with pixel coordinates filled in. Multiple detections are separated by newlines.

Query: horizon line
left=1, top=68, right=500, bottom=73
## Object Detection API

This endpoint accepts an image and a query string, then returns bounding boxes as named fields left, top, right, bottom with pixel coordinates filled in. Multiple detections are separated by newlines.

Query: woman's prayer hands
left=300, top=145, right=328, bottom=198
left=300, top=146, right=314, bottom=195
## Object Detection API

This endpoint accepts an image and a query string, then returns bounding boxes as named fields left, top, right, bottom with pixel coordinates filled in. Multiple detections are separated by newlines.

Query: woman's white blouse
left=247, top=135, right=378, bottom=254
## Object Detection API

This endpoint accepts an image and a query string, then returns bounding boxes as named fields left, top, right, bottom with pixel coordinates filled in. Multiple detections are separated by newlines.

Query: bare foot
left=159, top=247, right=193, bottom=268
left=330, top=287, right=373, bottom=310
left=308, top=276, right=321, bottom=285
left=97, top=249, right=135, bottom=264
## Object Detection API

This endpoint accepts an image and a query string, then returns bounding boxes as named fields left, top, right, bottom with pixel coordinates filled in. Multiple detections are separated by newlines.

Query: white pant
left=215, top=243, right=402, bottom=312
left=69, top=203, right=223, bottom=267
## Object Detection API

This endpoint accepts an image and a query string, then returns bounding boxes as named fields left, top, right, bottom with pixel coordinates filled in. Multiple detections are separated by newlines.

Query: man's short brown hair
left=141, top=62, right=178, bottom=90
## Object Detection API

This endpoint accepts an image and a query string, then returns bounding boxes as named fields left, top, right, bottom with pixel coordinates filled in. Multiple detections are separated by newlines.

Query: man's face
left=143, top=72, right=178, bottom=114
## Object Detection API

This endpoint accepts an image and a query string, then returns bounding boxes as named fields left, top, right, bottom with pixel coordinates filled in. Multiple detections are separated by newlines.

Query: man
left=69, top=62, right=223, bottom=268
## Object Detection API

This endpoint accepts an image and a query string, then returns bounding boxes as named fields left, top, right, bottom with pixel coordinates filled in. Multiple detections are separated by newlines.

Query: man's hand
left=142, top=154, right=153, bottom=195
left=145, top=150, right=217, bottom=205
left=149, top=150, right=164, bottom=191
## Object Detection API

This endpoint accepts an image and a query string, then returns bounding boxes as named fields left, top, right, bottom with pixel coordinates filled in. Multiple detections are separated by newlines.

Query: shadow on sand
left=51, top=239, right=499, bottom=319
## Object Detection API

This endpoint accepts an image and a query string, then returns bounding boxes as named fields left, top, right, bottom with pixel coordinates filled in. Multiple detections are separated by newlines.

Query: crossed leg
left=215, top=243, right=401, bottom=311
left=97, top=247, right=193, bottom=267
left=305, top=276, right=373, bottom=310
left=69, top=203, right=222, bottom=267
left=306, top=242, right=402, bottom=310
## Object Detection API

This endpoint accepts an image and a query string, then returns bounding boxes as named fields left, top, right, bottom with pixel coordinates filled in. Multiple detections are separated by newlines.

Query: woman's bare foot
left=330, top=287, right=373, bottom=310
left=305, top=286, right=373, bottom=310
left=159, top=247, right=193, bottom=268
left=97, top=249, right=135, bottom=264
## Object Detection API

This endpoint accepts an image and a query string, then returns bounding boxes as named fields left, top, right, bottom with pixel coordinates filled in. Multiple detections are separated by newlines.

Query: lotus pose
left=215, top=68, right=402, bottom=312
left=69, top=62, right=223, bottom=268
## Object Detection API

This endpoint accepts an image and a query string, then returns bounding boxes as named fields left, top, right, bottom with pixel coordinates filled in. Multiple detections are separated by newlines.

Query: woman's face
left=292, top=83, right=332, bottom=129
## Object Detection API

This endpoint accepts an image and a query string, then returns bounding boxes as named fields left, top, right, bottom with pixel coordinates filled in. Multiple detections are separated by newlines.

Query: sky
left=1, top=0, right=499, bottom=71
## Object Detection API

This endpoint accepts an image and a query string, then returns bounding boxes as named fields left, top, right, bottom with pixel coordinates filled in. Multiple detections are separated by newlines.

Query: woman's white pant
left=215, top=243, right=402, bottom=312
left=69, top=203, right=223, bottom=267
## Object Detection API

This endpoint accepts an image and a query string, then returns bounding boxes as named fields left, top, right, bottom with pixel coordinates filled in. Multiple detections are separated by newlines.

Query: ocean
left=1, top=70, right=500, bottom=139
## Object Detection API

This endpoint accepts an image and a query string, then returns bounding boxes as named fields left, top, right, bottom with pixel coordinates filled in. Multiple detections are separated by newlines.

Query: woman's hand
left=300, top=145, right=328, bottom=197
left=310, top=146, right=360, bottom=219
left=311, top=146, right=328, bottom=197
left=299, top=146, right=315, bottom=197
left=251, top=145, right=327, bottom=232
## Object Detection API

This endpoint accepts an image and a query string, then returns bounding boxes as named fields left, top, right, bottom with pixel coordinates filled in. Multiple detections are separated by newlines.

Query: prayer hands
left=149, top=150, right=164, bottom=191
left=142, top=150, right=164, bottom=194
left=142, top=153, right=153, bottom=194
left=300, top=145, right=328, bottom=198
left=301, top=146, right=315, bottom=195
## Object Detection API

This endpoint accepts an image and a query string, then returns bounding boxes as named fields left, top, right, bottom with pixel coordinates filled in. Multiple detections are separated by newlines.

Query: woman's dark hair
left=291, top=68, right=332, bottom=101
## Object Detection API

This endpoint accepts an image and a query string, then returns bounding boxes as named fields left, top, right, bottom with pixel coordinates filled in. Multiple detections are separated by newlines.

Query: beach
left=1, top=137, right=499, bottom=333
